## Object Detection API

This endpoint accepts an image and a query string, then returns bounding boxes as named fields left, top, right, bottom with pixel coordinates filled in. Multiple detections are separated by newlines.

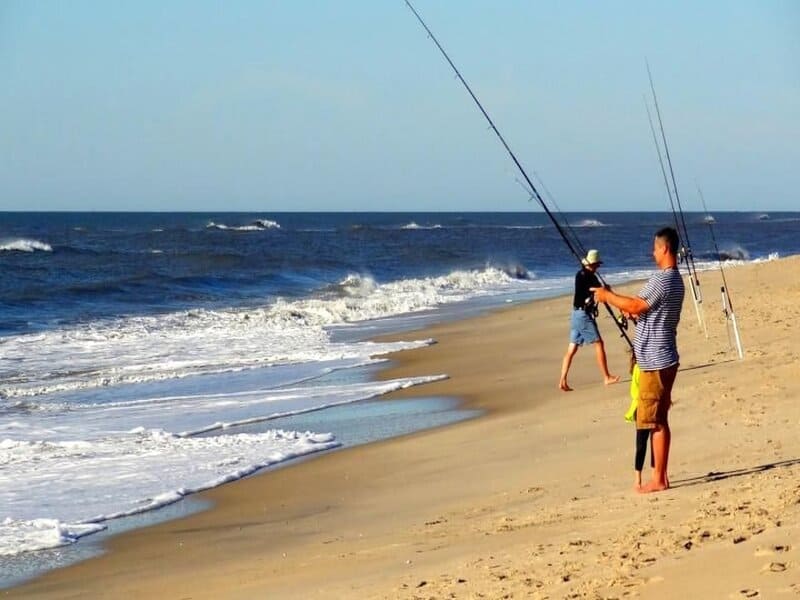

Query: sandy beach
left=7, top=255, right=800, bottom=599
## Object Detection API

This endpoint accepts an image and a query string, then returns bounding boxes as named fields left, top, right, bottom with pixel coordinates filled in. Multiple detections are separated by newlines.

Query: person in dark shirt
left=558, top=249, right=620, bottom=391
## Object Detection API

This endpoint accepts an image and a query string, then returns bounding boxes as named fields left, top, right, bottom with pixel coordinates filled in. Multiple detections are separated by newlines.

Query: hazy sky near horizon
left=1, top=1, right=798, bottom=212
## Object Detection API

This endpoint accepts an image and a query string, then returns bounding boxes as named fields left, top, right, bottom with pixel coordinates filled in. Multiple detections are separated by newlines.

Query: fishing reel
left=583, top=296, right=599, bottom=318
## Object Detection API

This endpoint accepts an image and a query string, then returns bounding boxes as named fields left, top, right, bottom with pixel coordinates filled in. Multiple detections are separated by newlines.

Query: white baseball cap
left=581, top=249, right=602, bottom=266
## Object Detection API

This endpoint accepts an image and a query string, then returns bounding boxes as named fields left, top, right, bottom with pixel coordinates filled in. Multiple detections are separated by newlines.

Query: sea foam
left=0, top=267, right=524, bottom=399
left=0, top=370, right=445, bottom=556
left=0, top=428, right=338, bottom=556
left=0, top=239, right=53, bottom=252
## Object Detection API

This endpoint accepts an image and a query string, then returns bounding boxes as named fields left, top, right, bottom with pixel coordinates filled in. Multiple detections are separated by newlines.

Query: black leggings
left=635, top=429, right=653, bottom=471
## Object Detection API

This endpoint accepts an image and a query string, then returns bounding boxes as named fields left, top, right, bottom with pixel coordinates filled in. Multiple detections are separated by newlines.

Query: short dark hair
left=655, top=227, right=680, bottom=256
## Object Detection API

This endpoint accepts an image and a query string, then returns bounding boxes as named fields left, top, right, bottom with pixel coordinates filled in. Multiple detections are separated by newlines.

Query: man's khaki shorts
left=636, top=364, right=679, bottom=429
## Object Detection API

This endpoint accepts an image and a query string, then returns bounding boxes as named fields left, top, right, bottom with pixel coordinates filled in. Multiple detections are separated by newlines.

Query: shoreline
left=7, top=256, right=800, bottom=598
left=0, top=386, right=478, bottom=590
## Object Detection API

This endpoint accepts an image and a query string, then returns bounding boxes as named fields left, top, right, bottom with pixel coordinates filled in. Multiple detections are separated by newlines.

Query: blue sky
left=1, top=1, right=798, bottom=212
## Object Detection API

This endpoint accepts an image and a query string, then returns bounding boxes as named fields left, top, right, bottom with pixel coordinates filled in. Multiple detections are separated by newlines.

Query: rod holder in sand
left=688, top=274, right=708, bottom=339
left=721, top=285, right=744, bottom=359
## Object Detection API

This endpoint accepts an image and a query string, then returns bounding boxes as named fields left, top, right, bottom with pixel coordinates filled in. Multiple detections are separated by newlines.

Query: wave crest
left=572, top=219, right=606, bottom=228
left=206, top=219, right=280, bottom=232
left=717, top=245, right=750, bottom=261
left=0, top=265, right=525, bottom=399
left=0, top=239, right=53, bottom=253
left=401, top=221, right=442, bottom=230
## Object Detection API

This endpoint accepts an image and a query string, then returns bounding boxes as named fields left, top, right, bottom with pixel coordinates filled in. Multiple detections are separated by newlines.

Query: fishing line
left=643, top=97, right=681, bottom=236
left=645, top=62, right=707, bottom=336
left=514, top=174, right=631, bottom=330
left=514, top=175, right=585, bottom=259
left=697, top=186, right=744, bottom=358
left=405, top=1, right=632, bottom=347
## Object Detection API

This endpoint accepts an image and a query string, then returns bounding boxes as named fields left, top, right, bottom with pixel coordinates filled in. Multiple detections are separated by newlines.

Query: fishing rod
left=514, top=175, right=631, bottom=332
left=514, top=175, right=585, bottom=261
left=697, top=186, right=744, bottom=359
left=645, top=63, right=708, bottom=337
left=405, top=0, right=632, bottom=348
left=643, top=99, right=682, bottom=237
left=643, top=95, right=705, bottom=336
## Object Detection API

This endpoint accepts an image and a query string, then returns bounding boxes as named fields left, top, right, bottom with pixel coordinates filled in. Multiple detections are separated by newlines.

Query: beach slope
left=7, top=256, right=800, bottom=599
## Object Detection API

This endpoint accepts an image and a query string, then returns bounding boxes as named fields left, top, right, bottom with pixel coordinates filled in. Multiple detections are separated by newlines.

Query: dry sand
left=6, top=256, right=800, bottom=599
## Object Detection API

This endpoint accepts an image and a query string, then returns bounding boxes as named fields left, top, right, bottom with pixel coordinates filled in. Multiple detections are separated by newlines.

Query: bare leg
left=634, top=470, right=642, bottom=491
left=639, top=423, right=670, bottom=493
left=664, top=428, right=670, bottom=489
left=559, top=343, right=578, bottom=391
left=593, top=340, right=620, bottom=385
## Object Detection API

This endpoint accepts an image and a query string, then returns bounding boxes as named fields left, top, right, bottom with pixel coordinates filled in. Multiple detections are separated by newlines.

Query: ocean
left=1, top=210, right=797, bottom=584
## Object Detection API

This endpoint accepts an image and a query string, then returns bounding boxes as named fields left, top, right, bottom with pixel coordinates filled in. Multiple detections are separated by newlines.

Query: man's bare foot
left=637, top=480, right=669, bottom=493
left=559, top=381, right=573, bottom=392
left=604, top=375, right=621, bottom=385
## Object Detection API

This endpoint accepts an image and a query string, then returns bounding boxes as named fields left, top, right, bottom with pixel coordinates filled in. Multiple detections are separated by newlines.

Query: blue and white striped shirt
left=634, top=267, right=685, bottom=371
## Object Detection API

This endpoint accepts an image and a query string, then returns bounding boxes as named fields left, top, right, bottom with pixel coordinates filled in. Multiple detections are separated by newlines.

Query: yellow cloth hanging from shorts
left=624, top=362, right=640, bottom=422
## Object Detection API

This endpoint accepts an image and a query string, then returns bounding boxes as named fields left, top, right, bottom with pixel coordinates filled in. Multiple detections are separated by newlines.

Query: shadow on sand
left=678, top=358, right=738, bottom=374
left=670, top=457, right=800, bottom=489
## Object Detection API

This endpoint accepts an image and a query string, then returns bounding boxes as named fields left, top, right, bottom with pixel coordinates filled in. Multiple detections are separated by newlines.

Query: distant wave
left=692, top=248, right=779, bottom=273
left=401, top=221, right=442, bottom=230
left=348, top=222, right=447, bottom=232
left=490, top=261, right=533, bottom=280
left=759, top=217, right=800, bottom=224
left=253, top=219, right=280, bottom=229
left=756, top=213, right=770, bottom=221
left=0, top=239, right=53, bottom=253
left=493, top=225, right=546, bottom=230
left=571, top=219, right=606, bottom=228
left=206, top=219, right=280, bottom=232
left=697, top=251, right=748, bottom=262
left=702, top=215, right=716, bottom=224
left=716, top=245, right=749, bottom=261
left=354, top=222, right=543, bottom=231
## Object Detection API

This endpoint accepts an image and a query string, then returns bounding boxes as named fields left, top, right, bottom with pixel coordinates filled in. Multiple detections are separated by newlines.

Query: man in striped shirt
left=591, top=227, right=685, bottom=493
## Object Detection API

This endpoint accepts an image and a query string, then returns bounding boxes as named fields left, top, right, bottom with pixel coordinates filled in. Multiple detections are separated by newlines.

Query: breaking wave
left=572, top=219, right=606, bottom=228
left=206, top=219, right=280, bottom=232
left=0, top=266, right=529, bottom=399
left=401, top=222, right=442, bottom=230
left=0, top=239, right=53, bottom=253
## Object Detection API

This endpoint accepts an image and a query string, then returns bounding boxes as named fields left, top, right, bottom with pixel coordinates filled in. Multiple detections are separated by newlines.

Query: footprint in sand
left=754, top=543, right=791, bottom=557
left=736, top=589, right=760, bottom=598
left=761, top=561, right=787, bottom=573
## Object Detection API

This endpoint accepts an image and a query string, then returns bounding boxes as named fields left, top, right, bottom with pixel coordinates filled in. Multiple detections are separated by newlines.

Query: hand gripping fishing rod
left=405, top=1, right=632, bottom=349
left=697, top=186, right=744, bottom=359
left=645, top=63, right=708, bottom=338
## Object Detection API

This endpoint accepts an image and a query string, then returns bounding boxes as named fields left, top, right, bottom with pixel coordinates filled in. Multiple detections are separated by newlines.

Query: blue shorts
left=569, top=309, right=601, bottom=345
